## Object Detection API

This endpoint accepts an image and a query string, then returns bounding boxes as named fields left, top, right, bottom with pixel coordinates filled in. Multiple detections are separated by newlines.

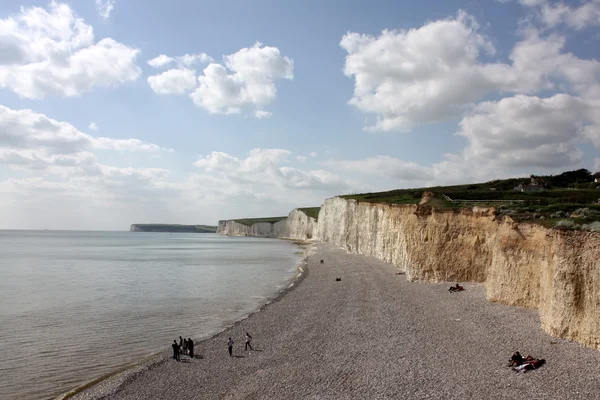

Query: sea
left=0, top=230, right=302, bottom=400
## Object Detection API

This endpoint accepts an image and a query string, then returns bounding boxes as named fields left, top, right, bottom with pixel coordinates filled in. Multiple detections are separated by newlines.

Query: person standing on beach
left=188, top=338, right=194, bottom=358
left=172, top=340, right=180, bottom=361
left=227, top=337, right=234, bottom=357
left=245, top=332, right=253, bottom=351
left=182, top=338, right=188, bottom=355
left=179, top=336, right=184, bottom=352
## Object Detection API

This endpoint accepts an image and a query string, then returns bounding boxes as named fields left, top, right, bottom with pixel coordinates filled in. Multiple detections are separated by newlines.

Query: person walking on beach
left=172, top=340, right=180, bottom=361
left=227, top=337, right=234, bottom=357
left=188, top=338, right=194, bottom=358
left=245, top=332, right=253, bottom=351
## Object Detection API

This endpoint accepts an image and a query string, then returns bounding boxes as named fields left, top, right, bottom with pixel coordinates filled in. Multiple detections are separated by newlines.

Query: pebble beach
left=70, top=243, right=600, bottom=400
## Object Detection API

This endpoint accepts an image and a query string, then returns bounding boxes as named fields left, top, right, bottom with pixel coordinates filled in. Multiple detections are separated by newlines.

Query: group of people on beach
left=171, top=336, right=194, bottom=361
left=172, top=332, right=254, bottom=361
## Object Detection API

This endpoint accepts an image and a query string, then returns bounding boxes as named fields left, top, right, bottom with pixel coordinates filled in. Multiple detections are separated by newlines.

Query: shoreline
left=56, top=240, right=313, bottom=400
left=69, top=242, right=600, bottom=400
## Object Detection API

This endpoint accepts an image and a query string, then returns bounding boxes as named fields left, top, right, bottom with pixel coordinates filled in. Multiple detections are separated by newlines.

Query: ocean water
left=0, top=231, right=302, bottom=400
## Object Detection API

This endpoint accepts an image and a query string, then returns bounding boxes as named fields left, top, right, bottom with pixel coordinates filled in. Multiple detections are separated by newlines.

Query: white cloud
left=341, top=11, right=500, bottom=132
left=189, top=42, right=293, bottom=116
left=296, top=155, right=307, bottom=162
left=147, top=53, right=213, bottom=69
left=0, top=106, right=171, bottom=172
left=177, top=53, right=213, bottom=67
left=310, top=152, right=317, bottom=158
left=194, top=148, right=349, bottom=191
left=88, top=122, right=98, bottom=131
left=96, top=0, right=116, bottom=19
left=458, top=94, right=593, bottom=169
left=340, top=11, right=600, bottom=132
left=148, top=54, right=174, bottom=68
left=594, top=158, right=600, bottom=172
left=255, top=110, right=272, bottom=119
left=322, top=93, right=599, bottom=190
left=543, top=1, right=600, bottom=29
left=0, top=2, right=140, bottom=99
left=147, top=68, right=198, bottom=95
left=519, top=0, right=600, bottom=29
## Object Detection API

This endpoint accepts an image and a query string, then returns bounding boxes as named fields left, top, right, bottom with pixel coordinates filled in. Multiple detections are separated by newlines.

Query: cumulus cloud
left=88, top=122, right=98, bottom=131
left=96, top=0, right=116, bottom=19
left=147, top=54, right=174, bottom=68
left=341, top=11, right=499, bottom=132
left=0, top=2, right=140, bottom=99
left=147, top=68, right=198, bottom=95
left=458, top=94, right=593, bottom=169
left=188, top=42, right=293, bottom=116
left=147, top=53, right=213, bottom=69
left=147, top=44, right=293, bottom=117
left=0, top=105, right=171, bottom=175
left=194, top=148, right=349, bottom=191
left=146, top=53, right=214, bottom=95
left=340, top=10, right=600, bottom=132
left=519, top=0, right=600, bottom=29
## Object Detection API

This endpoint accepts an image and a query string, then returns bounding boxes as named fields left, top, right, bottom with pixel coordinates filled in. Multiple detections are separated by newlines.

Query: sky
left=0, top=0, right=599, bottom=230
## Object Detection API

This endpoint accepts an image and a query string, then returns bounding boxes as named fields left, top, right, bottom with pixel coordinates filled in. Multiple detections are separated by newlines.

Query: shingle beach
left=70, top=243, right=600, bottom=400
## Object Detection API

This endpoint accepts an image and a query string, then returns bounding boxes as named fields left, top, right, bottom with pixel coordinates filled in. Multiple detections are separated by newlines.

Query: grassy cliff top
left=340, top=169, right=600, bottom=230
left=232, top=216, right=287, bottom=226
left=297, top=207, right=321, bottom=221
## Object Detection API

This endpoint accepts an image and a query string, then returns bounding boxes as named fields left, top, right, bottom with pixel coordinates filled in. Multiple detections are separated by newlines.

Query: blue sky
left=0, top=0, right=599, bottom=229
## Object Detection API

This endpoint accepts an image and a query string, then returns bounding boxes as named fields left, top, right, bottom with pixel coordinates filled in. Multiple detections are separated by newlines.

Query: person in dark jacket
left=172, top=340, right=180, bottom=361
left=227, top=337, right=234, bottom=357
left=188, top=338, right=194, bottom=358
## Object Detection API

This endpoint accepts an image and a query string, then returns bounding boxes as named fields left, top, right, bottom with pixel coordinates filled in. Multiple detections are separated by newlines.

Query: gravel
left=71, top=243, right=600, bottom=400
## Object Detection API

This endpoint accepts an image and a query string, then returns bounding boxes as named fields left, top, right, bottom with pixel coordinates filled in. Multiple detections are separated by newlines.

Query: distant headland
left=130, top=224, right=217, bottom=233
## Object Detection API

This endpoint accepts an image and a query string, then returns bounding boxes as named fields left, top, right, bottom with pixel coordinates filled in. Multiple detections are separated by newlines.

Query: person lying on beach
left=448, top=283, right=464, bottom=292
left=510, top=351, right=523, bottom=367
left=511, top=356, right=545, bottom=372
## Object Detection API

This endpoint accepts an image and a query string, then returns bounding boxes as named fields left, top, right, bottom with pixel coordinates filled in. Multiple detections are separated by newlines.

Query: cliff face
left=317, top=197, right=600, bottom=349
left=217, top=221, right=279, bottom=237
left=218, top=209, right=317, bottom=239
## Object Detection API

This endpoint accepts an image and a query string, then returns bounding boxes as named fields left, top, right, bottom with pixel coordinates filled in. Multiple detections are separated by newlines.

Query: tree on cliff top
left=548, top=169, right=592, bottom=188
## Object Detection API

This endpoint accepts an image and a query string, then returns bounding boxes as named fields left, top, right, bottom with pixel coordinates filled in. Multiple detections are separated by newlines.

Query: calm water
left=0, top=231, right=301, bottom=400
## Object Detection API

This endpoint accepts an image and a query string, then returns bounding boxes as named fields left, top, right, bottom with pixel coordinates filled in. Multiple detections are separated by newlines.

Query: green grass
left=339, top=172, right=600, bottom=230
left=233, top=216, right=287, bottom=226
left=297, top=207, right=321, bottom=221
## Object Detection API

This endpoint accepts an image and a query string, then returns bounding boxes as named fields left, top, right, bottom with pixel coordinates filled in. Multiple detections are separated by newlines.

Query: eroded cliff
left=317, top=197, right=600, bottom=349
left=217, top=209, right=317, bottom=239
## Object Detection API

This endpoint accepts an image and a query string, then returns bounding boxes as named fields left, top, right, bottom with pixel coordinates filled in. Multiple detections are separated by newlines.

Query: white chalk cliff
left=218, top=196, right=600, bottom=350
